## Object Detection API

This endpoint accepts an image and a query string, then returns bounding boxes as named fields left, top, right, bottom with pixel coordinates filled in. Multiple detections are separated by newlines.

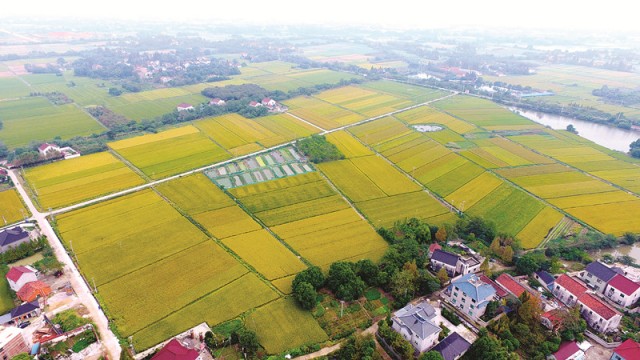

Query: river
left=593, top=243, right=640, bottom=264
left=510, top=108, right=640, bottom=152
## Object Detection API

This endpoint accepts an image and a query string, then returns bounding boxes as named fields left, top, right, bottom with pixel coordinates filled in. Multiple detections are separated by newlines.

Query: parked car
left=18, top=321, right=30, bottom=329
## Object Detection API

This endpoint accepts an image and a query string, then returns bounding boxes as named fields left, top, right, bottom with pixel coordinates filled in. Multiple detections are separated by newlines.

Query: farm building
left=495, top=273, right=529, bottom=298
left=151, top=338, right=201, bottom=360
left=209, top=98, right=225, bottom=106
left=577, top=293, right=621, bottom=333
left=5, top=265, right=38, bottom=292
left=430, top=332, right=471, bottom=360
left=261, top=97, right=277, bottom=107
left=249, top=101, right=262, bottom=107
left=17, top=281, right=52, bottom=302
left=604, top=274, right=640, bottom=308
left=579, top=261, right=621, bottom=294
left=534, top=270, right=555, bottom=291
left=553, top=274, right=588, bottom=306
left=0, top=227, right=31, bottom=254
left=10, top=300, right=41, bottom=323
left=611, top=339, right=640, bottom=360
left=0, top=326, right=29, bottom=359
left=541, top=309, right=566, bottom=332
left=391, top=301, right=441, bottom=353
left=37, top=143, right=61, bottom=157
left=176, top=103, right=194, bottom=111
left=428, top=243, right=441, bottom=257
left=0, top=169, right=7, bottom=183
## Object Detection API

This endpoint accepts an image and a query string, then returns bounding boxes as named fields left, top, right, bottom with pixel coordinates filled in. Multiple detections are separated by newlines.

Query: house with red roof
left=17, top=280, right=51, bottom=302
left=249, top=101, right=262, bottom=107
left=208, top=98, right=225, bottom=106
left=550, top=341, right=585, bottom=360
left=151, top=338, right=201, bottom=360
left=541, top=309, right=566, bottom=332
left=5, top=266, right=37, bottom=292
left=604, top=274, right=640, bottom=308
left=261, top=97, right=277, bottom=108
left=38, top=143, right=61, bottom=157
left=428, top=243, right=441, bottom=257
left=176, top=103, right=194, bottom=111
left=553, top=274, right=588, bottom=306
left=577, top=292, right=622, bottom=333
left=495, top=273, right=528, bottom=298
left=479, top=274, right=508, bottom=298
left=611, top=339, right=640, bottom=360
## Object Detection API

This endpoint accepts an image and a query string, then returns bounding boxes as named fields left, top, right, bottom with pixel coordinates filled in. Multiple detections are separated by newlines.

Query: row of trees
left=296, top=135, right=345, bottom=163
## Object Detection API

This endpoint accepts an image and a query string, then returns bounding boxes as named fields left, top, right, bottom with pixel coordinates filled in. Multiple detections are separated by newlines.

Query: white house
left=604, top=274, right=640, bottom=308
left=577, top=293, right=622, bottom=334
left=392, top=301, right=441, bottom=353
left=431, top=249, right=459, bottom=277
left=553, top=274, right=588, bottom=306
left=37, top=143, right=61, bottom=157
left=176, top=103, right=194, bottom=111
left=447, top=273, right=497, bottom=320
left=579, top=261, right=621, bottom=294
left=5, top=266, right=37, bottom=292
left=209, top=98, right=226, bottom=106
left=261, top=97, right=277, bottom=107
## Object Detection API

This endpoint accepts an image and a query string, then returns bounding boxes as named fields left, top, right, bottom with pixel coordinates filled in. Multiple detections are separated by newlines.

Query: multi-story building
left=604, top=274, right=640, bottom=308
left=577, top=293, right=622, bottom=334
left=447, top=273, right=496, bottom=320
left=0, top=326, right=29, bottom=359
left=553, top=274, right=588, bottom=306
left=610, top=339, right=640, bottom=360
left=392, top=301, right=441, bottom=353
left=430, top=250, right=482, bottom=277
left=580, top=261, right=621, bottom=294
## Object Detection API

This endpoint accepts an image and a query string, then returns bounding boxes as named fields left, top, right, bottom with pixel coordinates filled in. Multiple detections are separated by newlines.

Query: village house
left=249, top=100, right=262, bottom=107
left=534, top=270, right=555, bottom=291
left=261, top=97, right=277, bottom=108
left=391, top=301, right=441, bottom=353
left=553, top=274, right=588, bottom=306
left=580, top=261, right=621, bottom=294
left=38, top=143, right=61, bottom=157
left=576, top=293, right=622, bottom=333
left=495, top=273, right=528, bottom=298
left=10, top=300, right=41, bottom=324
left=447, top=273, right=497, bottom=319
left=0, top=227, right=31, bottom=254
left=176, top=103, right=194, bottom=111
left=428, top=243, right=441, bottom=257
left=549, top=341, right=585, bottom=360
left=17, top=280, right=52, bottom=303
left=610, top=339, right=640, bottom=360
left=604, top=274, right=640, bottom=308
left=5, top=265, right=38, bottom=292
left=0, top=326, right=29, bottom=359
left=430, top=332, right=471, bottom=360
left=151, top=338, right=201, bottom=360
left=430, top=249, right=482, bottom=277
left=541, top=309, right=566, bottom=332
left=478, top=274, right=508, bottom=298
left=0, top=169, right=8, bottom=183
left=209, top=98, right=225, bottom=106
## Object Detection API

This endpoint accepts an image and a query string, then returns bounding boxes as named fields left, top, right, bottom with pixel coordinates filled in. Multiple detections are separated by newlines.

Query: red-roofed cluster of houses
left=5, top=266, right=51, bottom=303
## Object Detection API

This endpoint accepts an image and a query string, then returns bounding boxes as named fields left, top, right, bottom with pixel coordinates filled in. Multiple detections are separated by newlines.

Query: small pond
left=413, top=124, right=444, bottom=132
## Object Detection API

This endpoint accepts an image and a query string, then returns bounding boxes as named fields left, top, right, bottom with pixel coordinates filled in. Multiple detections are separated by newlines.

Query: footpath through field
left=7, top=170, right=123, bottom=360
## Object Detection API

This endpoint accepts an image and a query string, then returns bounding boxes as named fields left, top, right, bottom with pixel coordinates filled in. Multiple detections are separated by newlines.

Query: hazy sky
left=3, top=0, right=638, bottom=32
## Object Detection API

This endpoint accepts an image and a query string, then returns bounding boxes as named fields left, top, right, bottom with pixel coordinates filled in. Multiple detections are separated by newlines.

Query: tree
left=515, top=254, right=539, bottom=275
left=10, top=354, right=32, bottom=360
left=108, top=87, right=122, bottom=96
left=293, top=281, right=317, bottom=310
left=435, top=227, right=447, bottom=243
left=502, top=246, right=514, bottom=264
left=419, top=351, right=445, bottom=360
left=296, top=135, right=345, bottom=163
left=326, top=262, right=366, bottom=301
left=237, top=328, right=259, bottom=356
left=436, top=267, right=449, bottom=286
left=480, top=257, right=491, bottom=276
left=391, top=268, right=417, bottom=304
left=462, top=333, right=514, bottom=360
left=354, top=259, right=380, bottom=286
left=566, top=124, right=578, bottom=134
left=293, top=266, right=324, bottom=290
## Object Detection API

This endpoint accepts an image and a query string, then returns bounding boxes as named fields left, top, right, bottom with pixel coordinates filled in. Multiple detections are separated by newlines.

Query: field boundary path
left=7, top=170, right=122, bottom=360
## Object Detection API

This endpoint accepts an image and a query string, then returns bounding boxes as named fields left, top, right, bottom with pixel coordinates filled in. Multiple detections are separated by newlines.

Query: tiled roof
left=451, top=273, right=496, bottom=302
left=0, top=227, right=29, bottom=247
left=5, top=265, right=35, bottom=282
left=431, top=332, right=471, bottom=360
left=151, top=339, right=199, bottom=360
left=394, top=301, right=440, bottom=340
left=495, top=273, right=527, bottom=298
left=535, top=270, right=555, bottom=286
left=608, top=274, right=640, bottom=296
left=541, top=309, right=565, bottom=329
left=553, top=341, right=581, bottom=360
left=585, top=261, right=618, bottom=283
left=176, top=103, right=193, bottom=108
left=555, top=274, right=588, bottom=298
left=613, top=339, right=640, bottom=360
left=429, top=243, right=442, bottom=254
left=479, top=274, right=508, bottom=298
left=578, top=293, right=619, bottom=320
left=10, top=300, right=39, bottom=318
left=17, top=281, right=51, bottom=302
left=431, top=249, right=459, bottom=267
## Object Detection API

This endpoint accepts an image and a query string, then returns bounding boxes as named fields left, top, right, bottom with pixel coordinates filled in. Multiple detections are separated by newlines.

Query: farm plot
left=356, top=192, right=455, bottom=228
left=0, top=97, right=104, bottom=148
left=246, top=298, right=328, bottom=354
left=433, top=95, right=542, bottom=130
left=232, top=173, right=388, bottom=267
left=394, top=106, right=477, bottom=134
left=0, top=77, right=31, bottom=99
left=56, top=189, right=209, bottom=286
left=515, top=208, right=564, bottom=249
left=0, top=189, right=29, bottom=224
left=315, top=86, right=412, bottom=117
left=155, top=173, right=234, bottom=214
left=445, top=172, right=503, bottom=211
left=221, top=230, right=306, bottom=280
left=22, top=72, right=118, bottom=106
left=324, top=131, right=374, bottom=158
left=505, top=168, right=617, bottom=199
left=349, top=116, right=412, bottom=146
left=206, top=147, right=314, bottom=189
left=23, top=152, right=144, bottom=209
left=359, top=80, right=447, bottom=103
left=284, top=96, right=364, bottom=129
left=564, top=200, right=640, bottom=235
left=109, top=125, right=230, bottom=179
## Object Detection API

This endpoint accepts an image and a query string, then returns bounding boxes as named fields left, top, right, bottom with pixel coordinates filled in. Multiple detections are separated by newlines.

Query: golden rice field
left=516, top=208, right=564, bottom=249
left=284, top=96, right=364, bottom=129
left=433, top=95, right=540, bottom=129
left=394, top=106, right=477, bottom=134
left=271, top=275, right=295, bottom=294
left=315, top=86, right=412, bottom=117
left=324, top=130, right=373, bottom=158
left=0, top=189, right=29, bottom=225
left=109, top=125, right=230, bottom=179
left=221, top=229, right=306, bottom=280
left=349, top=116, right=412, bottom=146
left=56, top=190, right=209, bottom=286
left=23, top=152, right=144, bottom=209
left=359, top=81, right=446, bottom=103
left=445, top=172, right=503, bottom=210
left=356, top=191, right=455, bottom=228
left=155, top=173, right=235, bottom=214
left=194, top=205, right=263, bottom=239
left=246, top=298, right=328, bottom=354
left=564, top=200, right=640, bottom=235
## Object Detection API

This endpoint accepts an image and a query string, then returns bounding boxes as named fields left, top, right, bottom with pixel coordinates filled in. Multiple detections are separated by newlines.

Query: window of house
left=454, top=292, right=458, bottom=298
left=472, top=299, right=476, bottom=303
left=455, top=286, right=459, bottom=291
left=621, top=293, right=625, bottom=298
left=461, top=297, right=465, bottom=302
left=599, top=318, right=603, bottom=323
left=587, top=273, right=592, bottom=278
left=470, top=305, right=474, bottom=309
left=556, top=285, right=560, bottom=290
left=597, top=279, right=602, bottom=283
left=452, top=299, right=457, bottom=304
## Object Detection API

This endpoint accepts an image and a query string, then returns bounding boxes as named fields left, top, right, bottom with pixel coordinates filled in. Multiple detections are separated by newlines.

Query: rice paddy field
left=20, top=72, right=119, bottom=106
left=0, top=97, right=105, bottom=148
left=23, top=152, right=145, bottom=209
left=0, top=77, right=31, bottom=99
left=109, top=125, right=230, bottom=179
left=231, top=172, right=388, bottom=267
left=283, top=96, right=365, bottom=129
left=0, top=189, right=29, bottom=225
left=316, top=86, right=413, bottom=117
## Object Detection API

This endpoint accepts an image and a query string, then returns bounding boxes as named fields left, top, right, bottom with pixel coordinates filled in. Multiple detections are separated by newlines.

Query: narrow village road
left=7, top=170, right=122, bottom=360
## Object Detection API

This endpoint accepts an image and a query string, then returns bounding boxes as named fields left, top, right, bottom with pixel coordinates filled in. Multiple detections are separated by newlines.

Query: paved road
left=8, top=170, right=122, bottom=359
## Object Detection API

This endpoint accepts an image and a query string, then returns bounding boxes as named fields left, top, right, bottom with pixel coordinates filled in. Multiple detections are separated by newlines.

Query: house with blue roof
left=447, top=273, right=497, bottom=319
left=534, top=270, right=555, bottom=291
left=392, top=301, right=441, bottom=353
